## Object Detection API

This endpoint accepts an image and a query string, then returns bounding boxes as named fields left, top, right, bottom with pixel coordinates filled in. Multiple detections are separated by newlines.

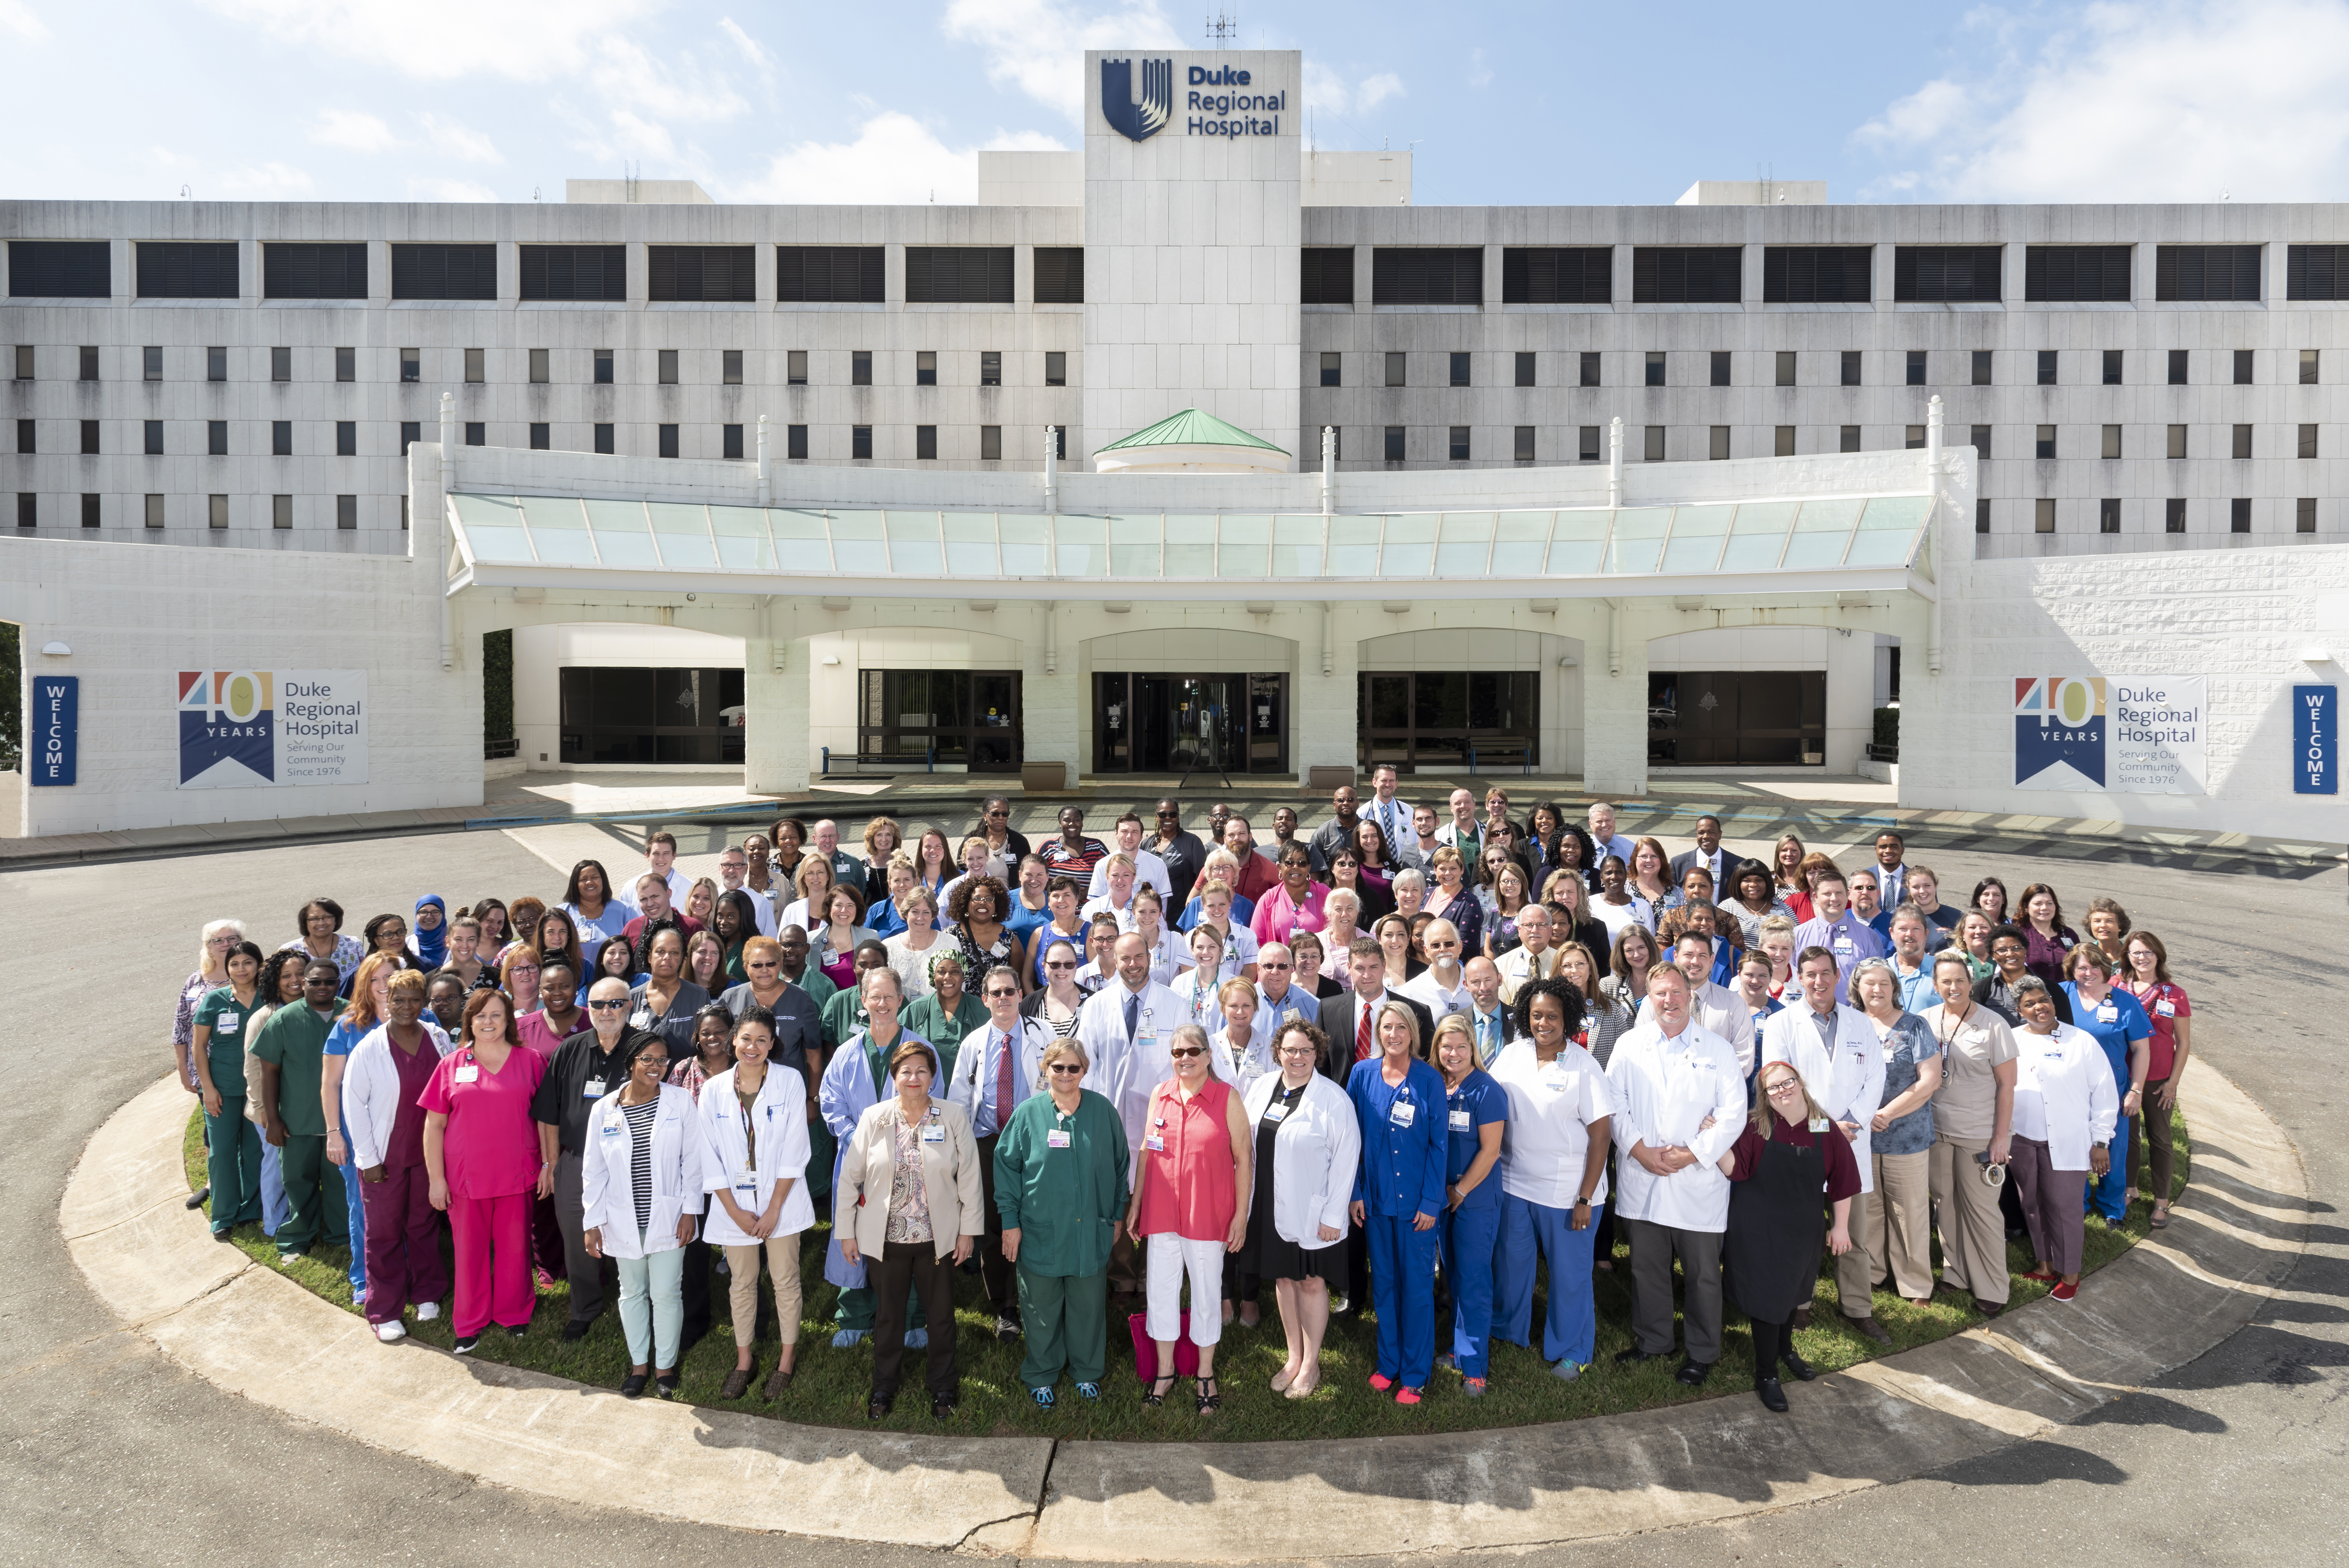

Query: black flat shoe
left=620, top=1372, right=648, bottom=1399
left=1615, top=1347, right=1664, bottom=1366
left=1843, top=1313, right=1893, bottom=1346
left=1675, top=1359, right=1713, bottom=1387
left=504, top=1323, right=528, bottom=1339
left=1756, top=1376, right=1789, bottom=1413
left=1780, top=1347, right=1818, bottom=1382
left=186, top=1187, right=212, bottom=1210
left=654, top=1372, right=680, bottom=1399
left=561, top=1319, right=594, bottom=1343
left=932, top=1394, right=958, bottom=1420
left=868, top=1394, right=895, bottom=1421
left=452, top=1335, right=480, bottom=1356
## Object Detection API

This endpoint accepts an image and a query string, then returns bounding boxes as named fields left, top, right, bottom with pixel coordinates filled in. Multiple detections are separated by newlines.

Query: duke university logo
left=1101, top=58, right=1172, bottom=142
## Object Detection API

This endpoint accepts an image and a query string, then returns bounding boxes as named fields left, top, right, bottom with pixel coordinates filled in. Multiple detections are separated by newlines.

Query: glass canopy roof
left=447, top=494, right=1934, bottom=581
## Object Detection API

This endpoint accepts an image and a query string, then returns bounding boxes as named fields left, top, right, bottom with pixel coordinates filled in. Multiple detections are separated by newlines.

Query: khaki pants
left=1861, top=1149, right=1934, bottom=1301
left=724, top=1235, right=804, bottom=1349
left=1929, top=1133, right=2010, bottom=1307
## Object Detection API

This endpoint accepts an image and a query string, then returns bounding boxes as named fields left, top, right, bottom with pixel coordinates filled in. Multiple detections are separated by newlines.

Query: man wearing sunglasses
left=531, top=976, right=669, bottom=1342
left=945, top=964, right=1051, bottom=1340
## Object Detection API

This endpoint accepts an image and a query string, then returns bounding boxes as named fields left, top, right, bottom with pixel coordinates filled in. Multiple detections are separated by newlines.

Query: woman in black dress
left=1722, top=1060, right=1861, bottom=1412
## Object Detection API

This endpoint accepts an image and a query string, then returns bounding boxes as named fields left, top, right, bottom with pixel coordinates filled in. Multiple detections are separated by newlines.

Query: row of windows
left=9, top=343, right=1074, bottom=388
left=1973, top=497, right=2318, bottom=535
left=13, top=492, right=375, bottom=529
left=1320, top=422, right=2333, bottom=465
left=4, top=242, right=1085, bottom=305
left=1313, top=347, right=2321, bottom=388
left=1300, top=243, right=2349, bottom=305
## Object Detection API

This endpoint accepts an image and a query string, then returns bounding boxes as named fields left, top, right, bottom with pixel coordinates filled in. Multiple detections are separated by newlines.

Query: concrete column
left=1823, top=625, right=1875, bottom=773
left=742, top=635, right=808, bottom=795
left=1022, top=602, right=1083, bottom=784
left=1582, top=601, right=1648, bottom=797
left=1291, top=602, right=1357, bottom=781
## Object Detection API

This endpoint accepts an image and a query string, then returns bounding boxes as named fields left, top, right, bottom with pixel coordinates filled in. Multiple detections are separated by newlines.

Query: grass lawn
left=185, top=1108, right=2185, bottom=1441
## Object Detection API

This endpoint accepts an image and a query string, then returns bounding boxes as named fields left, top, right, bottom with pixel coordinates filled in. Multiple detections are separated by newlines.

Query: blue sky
left=4, top=0, right=2348, bottom=206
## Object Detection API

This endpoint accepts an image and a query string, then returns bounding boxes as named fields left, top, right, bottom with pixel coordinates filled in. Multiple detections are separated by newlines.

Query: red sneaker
left=1367, top=1373, right=1395, bottom=1392
left=1394, top=1387, right=1422, bottom=1405
left=2050, top=1280, right=2078, bottom=1303
left=2022, top=1265, right=2059, bottom=1283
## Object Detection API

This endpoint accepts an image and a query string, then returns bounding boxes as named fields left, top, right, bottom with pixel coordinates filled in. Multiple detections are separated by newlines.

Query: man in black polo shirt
left=531, top=975, right=668, bottom=1340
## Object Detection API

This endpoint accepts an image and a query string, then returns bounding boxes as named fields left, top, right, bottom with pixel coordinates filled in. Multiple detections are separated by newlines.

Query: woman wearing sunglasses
left=1124, top=1022, right=1253, bottom=1415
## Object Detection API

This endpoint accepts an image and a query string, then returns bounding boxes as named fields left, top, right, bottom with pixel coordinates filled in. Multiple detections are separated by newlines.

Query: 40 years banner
left=2013, top=674, right=2206, bottom=795
left=176, top=670, right=369, bottom=789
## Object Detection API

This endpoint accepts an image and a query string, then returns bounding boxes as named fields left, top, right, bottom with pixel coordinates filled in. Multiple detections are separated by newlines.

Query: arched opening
left=1080, top=626, right=1297, bottom=777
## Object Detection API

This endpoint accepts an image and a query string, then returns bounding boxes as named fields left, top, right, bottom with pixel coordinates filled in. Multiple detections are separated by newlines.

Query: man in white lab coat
left=1074, top=932, right=1182, bottom=1296
left=1605, top=964, right=1747, bottom=1385
left=1760, top=944, right=1889, bottom=1340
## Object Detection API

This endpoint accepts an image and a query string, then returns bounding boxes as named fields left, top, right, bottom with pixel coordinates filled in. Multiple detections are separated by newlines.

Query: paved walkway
left=64, top=1062, right=2303, bottom=1559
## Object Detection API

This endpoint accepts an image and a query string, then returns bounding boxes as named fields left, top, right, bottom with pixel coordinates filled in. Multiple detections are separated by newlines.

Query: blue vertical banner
left=31, top=675, right=77, bottom=787
left=2293, top=684, right=2337, bottom=795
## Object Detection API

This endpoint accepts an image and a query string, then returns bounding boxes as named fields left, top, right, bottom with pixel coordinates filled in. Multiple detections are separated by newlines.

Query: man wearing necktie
left=1463, top=957, right=1516, bottom=1067
left=946, top=965, right=1044, bottom=1342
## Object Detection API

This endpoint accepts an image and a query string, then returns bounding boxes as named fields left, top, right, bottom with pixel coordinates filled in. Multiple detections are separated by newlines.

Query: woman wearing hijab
left=409, top=896, right=451, bottom=971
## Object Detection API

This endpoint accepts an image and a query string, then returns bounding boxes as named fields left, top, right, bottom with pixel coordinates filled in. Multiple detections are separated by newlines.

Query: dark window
left=2166, top=498, right=2186, bottom=533
left=658, top=423, right=679, bottom=458
left=916, top=425, right=938, bottom=460
left=723, top=423, right=744, bottom=460
left=787, top=424, right=807, bottom=460
left=980, top=350, right=1001, bottom=387
left=851, top=351, right=872, bottom=387
left=1893, top=245, right=2001, bottom=302
left=2099, top=498, right=2121, bottom=535
left=84, top=493, right=101, bottom=528
left=272, top=346, right=292, bottom=382
left=1907, top=425, right=1927, bottom=451
left=1840, top=351, right=1861, bottom=387
left=1372, top=247, right=1483, bottom=305
left=139, top=241, right=238, bottom=298
left=1906, top=349, right=1927, bottom=386
left=2231, top=498, right=2252, bottom=533
left=593, top=423, right=614, bottom=455
left=14, top=418, right=29, bottom=454
left=1383, top=425, right=1404, bottom=461
left=560, top=666, right=748, bottom=766
left=529, top=348, right=551, bottom=384
left=1839, top=426, right=1860, bottom=454
left=400, top=420, right=420, bottom=454
left=464, top=346, right=484, bottom=383
left=18, top=343, right=41, bottom=378
left=1579, top=351, right=1600, bottom=387
left=391, top=243, right=497, bottom=300
left=1448, top=426, right=1470, bottom=461
left=2037, top=350, right=2058, bottom=385
left=2158, top=245, right=2260, bottom=302
left=336, top=419, right=356, bottom=456
left=1775, top=426, right=1795, bottom=457
left=719, top=347, right=743, bottom=385
left=1385, top=352, right=1406, bottom=387
left=2287, top=244, right=2349, bottom=301
left=1514, top=351, right=1535, bottom=387
left=916, top=351, right=937, bottom=387
left=400, top=347, right=419, bottom=383
left=1711, top=351, right=1731, bottom=387
left=1033, top=247, right=1084, bottom=303
left=1359, top=671, right=1540, bottom=772
left=774, top=246, right=884, bottom=303
left=1762, top=246, right=1870, bottom=303
left=80, top=419, right=98, bottom=454
left=1972, top=350, right=1992, bottom=386
left=1977, top=499, right=1992, bottom=535
left=518, top=244, right=626, bottom=302
left=79, top=346, right=98, bottom=381
left=465, top=422, right=485, bottom=447
left=786, top=350, right=806, bottom=385
left=1449, top=352, right=1471, bottom=387
left=2233, top=423, right=2252, bottom=459
left=2167, top=423, right=2187, bottom=458
left=2025, top=245, right=2131, bottom=302
left=1645, top=351, right=1665, bottom=387
left=1970, top=423, right=1991, bottom=459
left=144, top=346, right=163, bottom=381
left=270, top=494, right=291, bottom=529
left=8, top=240, right=110, bottom=298
left=2103, top=349, right=2123, bottom=385
left=1773, top=351, right=1796, bottom=387
left=2301, top=423, right=2319, bottom=459
left=1299, top=247, right=1355, bottom=305
left=1579, top=426, right=1601, bottom=462
left=905, top=247, right=1014, bottom=304
left=1644, top=425, right=1665, bottom=461
left=263, top=242, right=367, bottom=299
left=335, top=346, right=354, bottom=382
left=2303, top=349, right=2320, bottom=385
left=1710, top=426, right=1731, bottom=460
left=337, top=494, right=358, bottom=530
left=852, top=425, right=872, bottom=460
left=595, top=348, right=615, bottom=385
left=1514, top=425, right=1534, bottom=463
left=1320, top=351, right=1341, bottom=387
left=530, top=422, right=550, bottom=451
left=1044, top=351, right=1066, bottom=387
left=1052, top=426, right=1065, bottom=460
left=2036, top=424, right=2056, bottom=459
left=2035, top=499, right=2056, bottom=534
left=2299, top=497, right=2317, bottom=533
left=1644, top=670, right=1823, bottom=768
left=866, top=669, right=1024, bottom=773
left=271, top=420, right=290, bottom=456
left=646, top=245, right=754, bottom=303
left=2234, top=349, right=2255, bottom=385
left=2168, top=349, right=2189, bottom=384
left=15, top=494, right=32, bottom=529
left=1501, top=247, right=1610, bottom=303
left=980, top=425, right=1002, bottom=461
left=1633, top=247, right=1741, bottom=304
left=658, top=349, right=678, bottom=386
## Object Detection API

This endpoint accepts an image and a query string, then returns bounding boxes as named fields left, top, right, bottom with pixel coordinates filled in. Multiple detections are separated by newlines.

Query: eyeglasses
left=1047, top=1064, right=1085, bottom=1076
left=1045, top=960, right=1076, bottom=971
left=1167, top=1045, right=1206, bottom=1058
left=509, top=964, right=540, bottom=976
left=984, top=987, right=1019, bottom=999
left=587, top=999, right=630, bottom=1011
left=987, top=809, right=1009, bottom=819
left=1766, top=1079, right=1802, bottom=1096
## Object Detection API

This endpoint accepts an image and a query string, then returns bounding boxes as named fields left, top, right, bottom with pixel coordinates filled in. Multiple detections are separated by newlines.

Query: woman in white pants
left=1123, top=1022, right=1253, bottom=1414
left=579, top=1033, right=704, bottom=1399
left=696, top=1008, right=816, bottom=1401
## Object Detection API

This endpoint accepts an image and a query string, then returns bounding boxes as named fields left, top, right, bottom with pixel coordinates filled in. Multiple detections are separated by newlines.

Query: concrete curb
left=64, top=1065, right=2306, bottom=1558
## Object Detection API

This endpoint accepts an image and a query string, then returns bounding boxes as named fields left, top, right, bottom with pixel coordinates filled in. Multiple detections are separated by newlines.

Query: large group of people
left=168, top=779, right=2191, bottom=1416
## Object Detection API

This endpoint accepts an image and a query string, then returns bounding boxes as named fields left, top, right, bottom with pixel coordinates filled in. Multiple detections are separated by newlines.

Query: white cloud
left=0, top=0, right=49, bottom=41
left=717, top=15, right=769, bottom=73
left=1467, top=48, right=1491, bottom=90
left=1304, top=62, right=1406, bottom=120
left=1356, top=73, right=1404, bottom=114
left=215, top=161, right=317, bottom=197
left=308, top=108, right=400, bottom=153
left=419, top=113, right=502, bottom=164
left=1855, top=0, right=2349, bottom=202
left=588, top=34, right=747, bottom=122
left=943, top=0, right=1183, bottom=119
left=730, top=111, right=1066, bottom=204
left=406, top=176, right=499, bottom=202
left=200, top=0, right=661, bottom=80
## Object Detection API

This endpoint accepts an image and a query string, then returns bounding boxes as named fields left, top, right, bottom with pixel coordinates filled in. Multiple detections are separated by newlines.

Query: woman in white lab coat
left=2008, top=976, right=2119, bottom=1303
left=1238, top=1020, right=1362, bottom=1401
left=579, top=1033, right=704, bottom=1399
left=696, top=1007, right=816, bottom=1401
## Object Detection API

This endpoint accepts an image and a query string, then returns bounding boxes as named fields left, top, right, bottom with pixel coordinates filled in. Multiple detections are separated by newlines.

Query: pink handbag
left=1127, top=1311, right=1199, bottom=1380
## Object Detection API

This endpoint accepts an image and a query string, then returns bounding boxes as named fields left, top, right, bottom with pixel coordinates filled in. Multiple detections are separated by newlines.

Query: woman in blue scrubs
left=1430, top=1013, right=1507, bottom=1396
left=1347, top=998, right=1447, bottom=1405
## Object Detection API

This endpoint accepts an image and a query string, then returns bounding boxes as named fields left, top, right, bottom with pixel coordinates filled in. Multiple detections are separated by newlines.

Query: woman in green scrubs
left=993, top=1037, right=1129, bottom=1407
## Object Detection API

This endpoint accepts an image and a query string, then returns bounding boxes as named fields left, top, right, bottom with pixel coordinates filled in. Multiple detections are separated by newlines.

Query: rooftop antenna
left=532, top=185, right=542, bottom=202
left=179, top=184, right=191, bottom=200
left=624, top=161, right=639, bottom=203
left=1206, top=7, right=1237, bottom=43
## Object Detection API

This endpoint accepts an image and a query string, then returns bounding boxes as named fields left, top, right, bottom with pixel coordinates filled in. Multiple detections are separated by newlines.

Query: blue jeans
left=2085, top=1114, right=2130, bottom=1223
left=616, top=1242, right=686, bottom=1370
left=1492, top=1193, right=1605, bottom=1368
left=1437, top=1200, right=1502, bottom=1379
left=335, top=1115, right=367, bottom=1294
left=1364, top=1211, right=1440, bottom=1388
left=258, top=1137, right=288, bottom=1237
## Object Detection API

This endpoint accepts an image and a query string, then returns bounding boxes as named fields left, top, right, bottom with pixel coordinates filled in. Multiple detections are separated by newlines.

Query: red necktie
left=1356, top=1001, right=1374, bottom=1062
left=993, top=1029, right=1017, bottom=1130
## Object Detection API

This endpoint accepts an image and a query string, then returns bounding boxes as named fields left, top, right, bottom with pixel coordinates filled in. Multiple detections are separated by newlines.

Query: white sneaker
left=415, top=1301, right=441, bottom=1322
left=375, top=1321, right=407, bottom=1343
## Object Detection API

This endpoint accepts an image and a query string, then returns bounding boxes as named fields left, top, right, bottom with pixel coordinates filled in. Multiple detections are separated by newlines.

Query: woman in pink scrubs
left=421, top=989, right=553, bottom=1352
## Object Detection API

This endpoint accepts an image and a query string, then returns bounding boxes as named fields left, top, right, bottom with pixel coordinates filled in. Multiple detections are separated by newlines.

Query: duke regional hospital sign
left=1101, top=57, right=1289, bottom=140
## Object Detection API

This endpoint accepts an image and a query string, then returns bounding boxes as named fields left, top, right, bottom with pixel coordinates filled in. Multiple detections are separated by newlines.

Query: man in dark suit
left=1461, top=956, right=1521, bottom=1066
left=1668, top=814, right=1731, bottom=894
left=1315, top=935, right=1436, bottom=1083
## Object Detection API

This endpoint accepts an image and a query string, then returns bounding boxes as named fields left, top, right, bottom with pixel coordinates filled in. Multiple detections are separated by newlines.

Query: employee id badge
left=1389, top=1098, right=1416, bottom=1128
left=1046, top=1129, right=1072, bottom=1149
left=2156, top=999, right=2177, bottom=1017
left=1448, top=1108, right=1472, bottom=1130
left=1832, top=935, right=1854, bottom=956
left=583, top=1077, right=606, bottom=1099
left=1144, top=1134, right=1166, bottom=1152
left=217, top=1014, right=241, bottom=1035
left=1807, top=1115, right=1830, bottom=1134
left=2097, top=1003, right=2119, bottom=1023
left=921, top=1122, right=946, bottom=1143
left=454, top=1064, right=480, bottom=1084
left=1264, top=1102, right=1289, bottom=1122
left=1541, top=1064, right=1572, bottom=1091
left=601, top=1117, right=623, bottom=1137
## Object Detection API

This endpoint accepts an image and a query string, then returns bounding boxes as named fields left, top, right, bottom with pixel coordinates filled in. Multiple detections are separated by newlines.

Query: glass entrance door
left=1092, top=673, right=1289, bottom=774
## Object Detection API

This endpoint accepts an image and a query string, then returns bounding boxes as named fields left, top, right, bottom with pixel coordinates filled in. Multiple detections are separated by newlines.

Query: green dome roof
left=1093, top=407, right=1289, bottom=455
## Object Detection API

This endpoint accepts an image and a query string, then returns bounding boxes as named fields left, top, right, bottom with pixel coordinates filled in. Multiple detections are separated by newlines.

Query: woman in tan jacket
left=835, top=1040, right=985, bottom=1420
